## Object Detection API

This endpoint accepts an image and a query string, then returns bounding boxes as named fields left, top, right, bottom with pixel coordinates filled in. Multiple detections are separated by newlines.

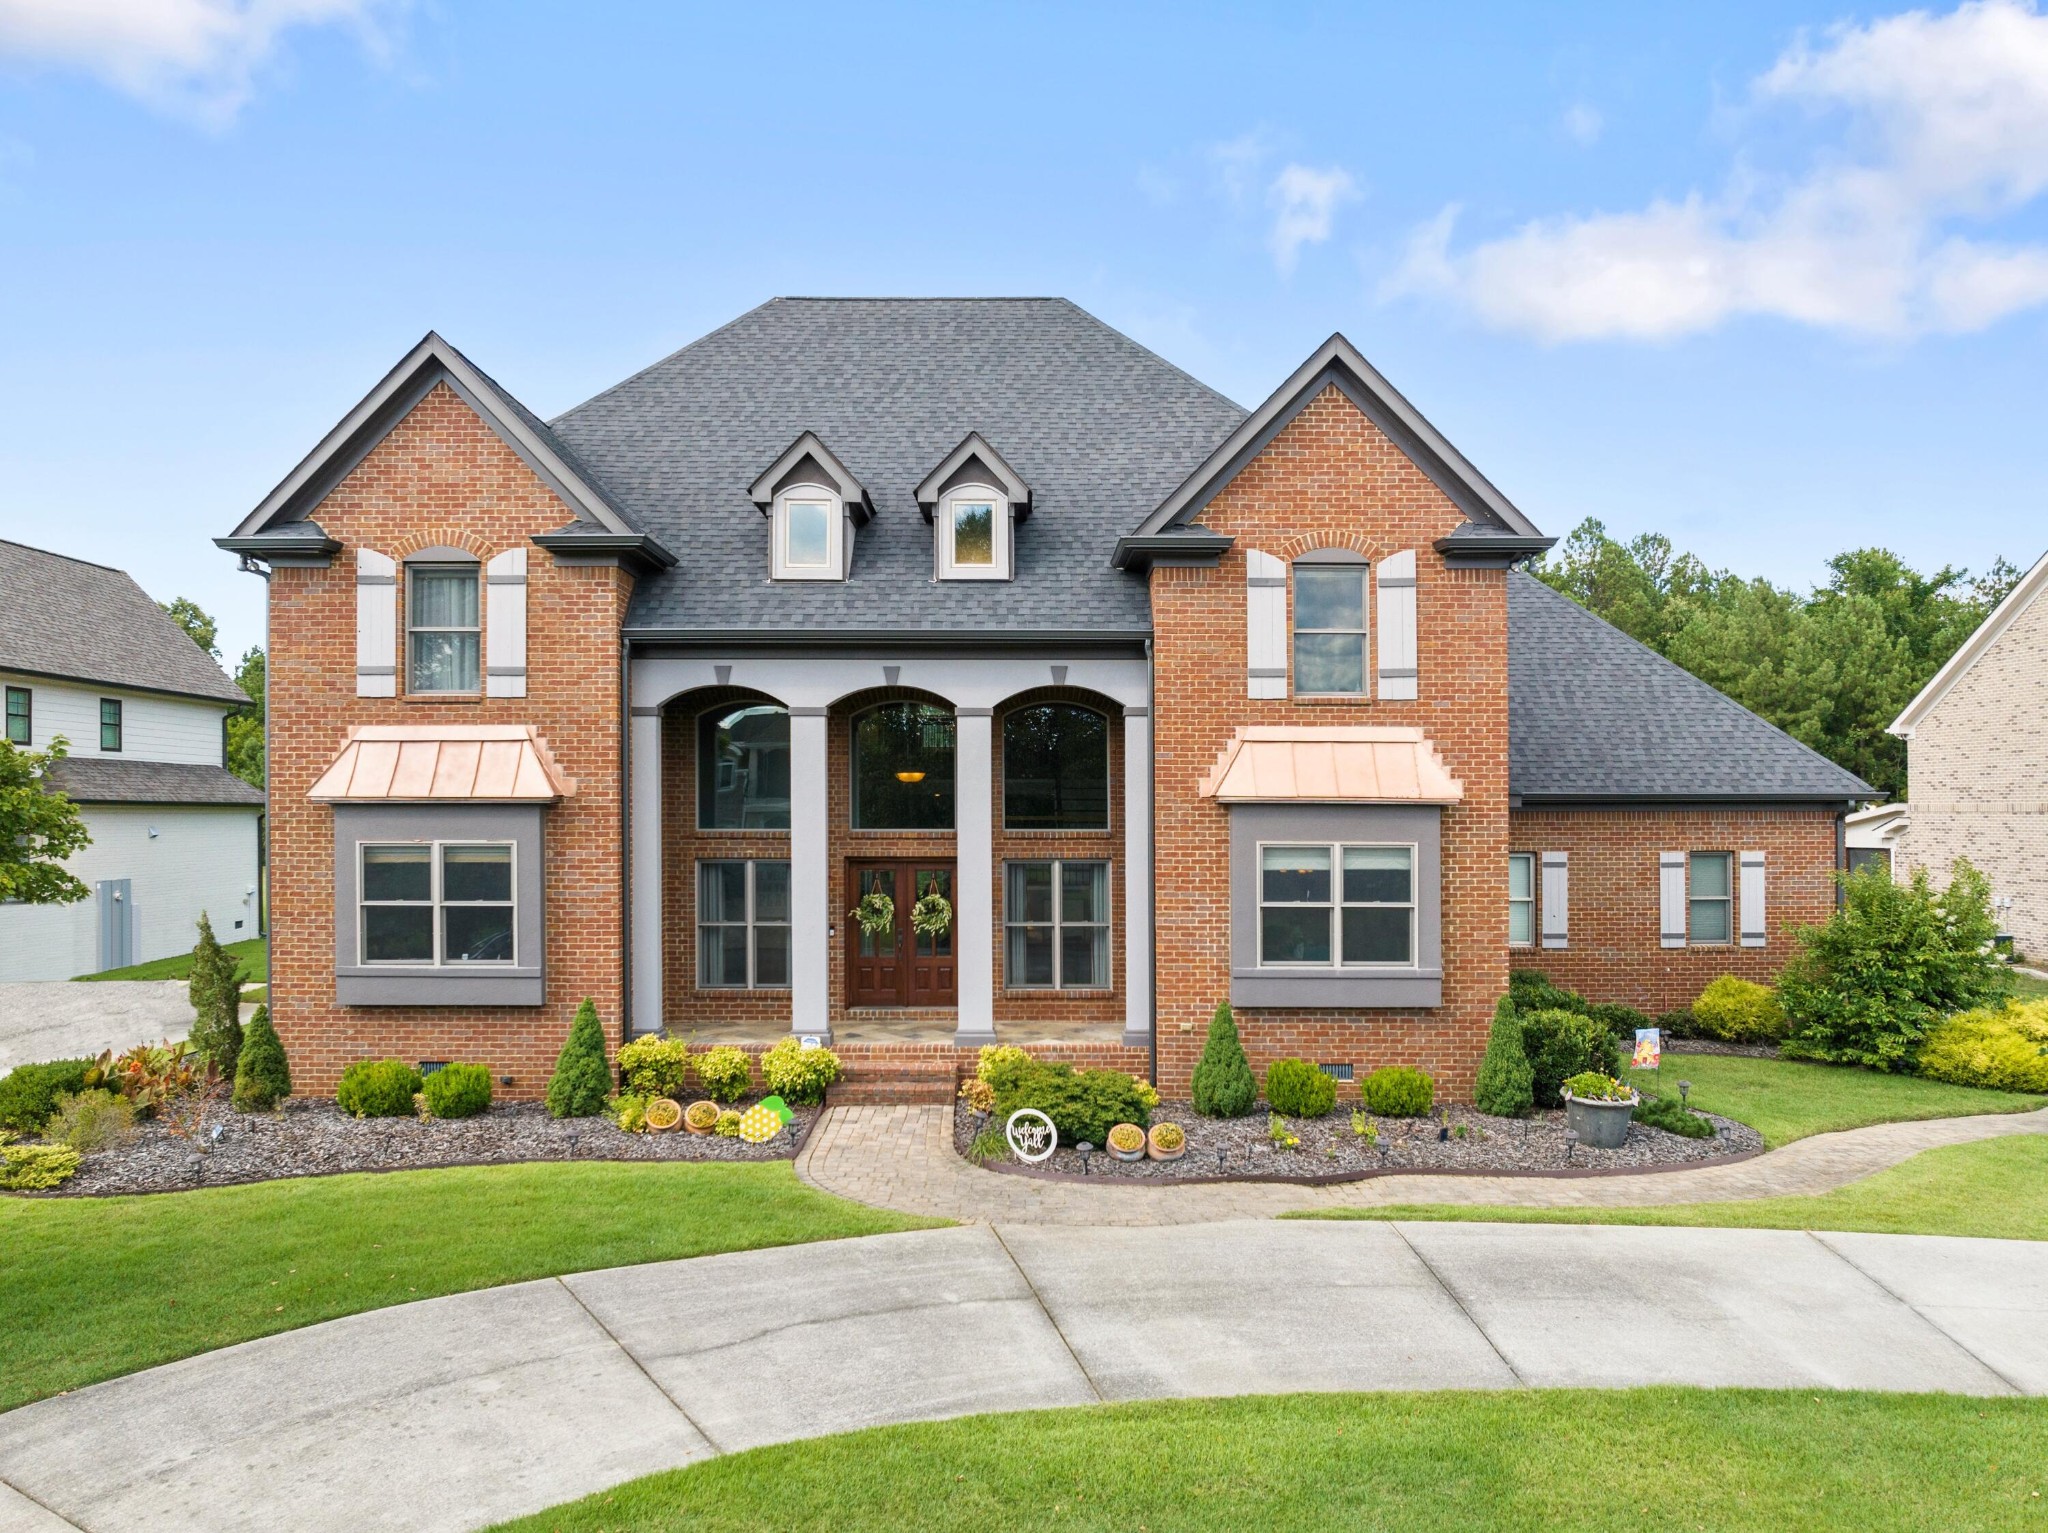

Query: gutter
left=620, top=632, right=636, bottom=1040
left=1146, top=636, right=1157, bottom=1088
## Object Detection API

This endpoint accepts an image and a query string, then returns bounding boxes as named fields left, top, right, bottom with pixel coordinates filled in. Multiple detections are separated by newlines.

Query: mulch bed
left=30, top=1092, right=816, bottom=1198
left=953, top=1099, right=1762, bottom=1182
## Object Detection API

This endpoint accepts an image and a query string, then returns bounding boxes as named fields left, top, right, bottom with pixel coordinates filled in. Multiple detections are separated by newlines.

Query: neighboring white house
left=1844, top=802, right=1909, bottom=879
left=1888, top=548, right=2048, bottom=961
left=1, top=539, right=265, bottom=980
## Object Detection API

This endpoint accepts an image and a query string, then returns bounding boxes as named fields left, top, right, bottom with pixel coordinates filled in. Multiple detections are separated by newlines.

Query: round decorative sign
left=1004, top=1108, right=1057, bottom=1164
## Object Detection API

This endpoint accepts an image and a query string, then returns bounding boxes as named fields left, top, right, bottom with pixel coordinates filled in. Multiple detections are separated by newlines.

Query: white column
left=628, top=708, right=664, bottom=1037
left=788, top=707, right=832, bottom=1040
left=1122, top=706, right=1153, bottom=1049
left=953, top=707, right=996, bottom=1046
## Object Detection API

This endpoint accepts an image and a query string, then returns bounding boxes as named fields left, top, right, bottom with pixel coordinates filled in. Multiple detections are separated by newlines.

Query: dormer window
left=749, top=432, right=871, bottom=584
left=917, top=432, right=1031, bottom=585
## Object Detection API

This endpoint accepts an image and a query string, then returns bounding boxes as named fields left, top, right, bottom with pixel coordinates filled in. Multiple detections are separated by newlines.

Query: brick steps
left=829, top=1057, right=960, bottom=1106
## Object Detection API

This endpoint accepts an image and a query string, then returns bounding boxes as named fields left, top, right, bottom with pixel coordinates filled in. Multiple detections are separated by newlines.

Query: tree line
left=1529, top=520, right=2021, bottom=801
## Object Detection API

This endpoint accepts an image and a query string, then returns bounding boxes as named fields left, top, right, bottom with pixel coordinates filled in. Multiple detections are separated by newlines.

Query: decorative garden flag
left=1633, top=1028, right=1661, bottom=1070
left=758, top=1094, right=795, bottom=1124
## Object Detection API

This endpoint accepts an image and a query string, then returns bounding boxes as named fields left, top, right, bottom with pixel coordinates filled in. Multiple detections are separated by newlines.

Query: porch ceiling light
left=894, top=770, right=927, bottom=783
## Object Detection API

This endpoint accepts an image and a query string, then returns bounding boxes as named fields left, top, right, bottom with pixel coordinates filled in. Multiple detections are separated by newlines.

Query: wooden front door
left=847, top=860, right=956, bottom=1007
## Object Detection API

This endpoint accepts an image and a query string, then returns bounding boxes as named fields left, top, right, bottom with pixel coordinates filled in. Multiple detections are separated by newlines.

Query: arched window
left=1003, top=703, right=1109, bottom=830
left=852, top=703, right=955, bottom=829
left=697, top=704, right=791, bottom=829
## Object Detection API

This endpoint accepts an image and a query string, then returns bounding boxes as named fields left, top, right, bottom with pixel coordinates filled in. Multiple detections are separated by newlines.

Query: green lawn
left=489, top=1390, right=2048, bottom=1532
left=1291, top=1133, right=2048, bottom=1241
left=74, top=935, right=268, bottom=987
left=0, top=1161, right=940, bottom=1413
left=1626, top=1051, right=2044, bottom=1148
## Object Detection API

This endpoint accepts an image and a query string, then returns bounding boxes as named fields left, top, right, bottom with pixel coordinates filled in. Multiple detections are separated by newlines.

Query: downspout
left=1836, top=804, right=1850, bottom=909
left=620, top=632, right=634, bottom=1039
left=235, top=555, right=272, bottom=941
left=1146, top=635, right=1157, bottom=1087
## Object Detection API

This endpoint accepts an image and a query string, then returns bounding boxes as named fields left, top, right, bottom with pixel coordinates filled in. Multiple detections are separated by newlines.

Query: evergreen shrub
left=1473, top=996, right=1535, bottom=1117
left=336, top=1058, right=422, bottom=1118
left=546, top=1000, right=612, bottom=1118
left=1691, top=976, right=1788, bottom=1044
left=692, top=1045, right=754, bottom=1103
left=1263, top=1058, right=1336, bottom=1117
left=232, top=1006, right=292, bottom=1111
left=1521, top=1007, right=1623, bottom=1109
left=421, top=1062, right=493, bottom=1119
left=1360, top=1066, right=1433, bottom=1117
left=0, top=1058, right=91, bottom=1134
left=1190, top=1002, right=1256, bottom=1118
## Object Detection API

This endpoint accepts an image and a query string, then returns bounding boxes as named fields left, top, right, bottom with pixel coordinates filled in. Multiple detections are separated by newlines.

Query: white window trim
left=1688, top=850, right=1734, bottom=946
left=357, top=840, right=518, bottom=968
left=1002, top=857, right=1113, bottom=991
left=406, top=563, right=483, bottom=695
left=1291, top=561, right=1370, bottom=697
left=771, top=484, right=845, bottom=581
left=1255, top=840, right=1419, bottom=970
left=1508, top=851, right=1535, bottom=949
left=936, top=483, right=1010, bottom=581
left=696, top=858, right=792, bottom=990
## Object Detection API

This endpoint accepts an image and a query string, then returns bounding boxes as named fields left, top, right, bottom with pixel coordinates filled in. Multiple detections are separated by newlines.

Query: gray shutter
left=355, top=549, right=396, bottom=698
left=1246, top=549, right=1287, bottom=699
left=1739, top=850, right=1767, bottom=947
left=1376, top=549, right=1417, bottom=700
left=485, top=547, right=527, bottom=698
left=1539, top=851, right=1568, bottom=948
left=1660, top=852, right=1688, bottom=948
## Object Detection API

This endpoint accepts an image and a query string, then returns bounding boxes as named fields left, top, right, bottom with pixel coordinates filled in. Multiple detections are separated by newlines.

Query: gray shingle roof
left=44, top=757, right=265, bottom=807
left=0, top=541, right=249, bottom=705
left=548, top=299, right=1248, bottom=633
left=1508, top=572, right=1872, bottom=802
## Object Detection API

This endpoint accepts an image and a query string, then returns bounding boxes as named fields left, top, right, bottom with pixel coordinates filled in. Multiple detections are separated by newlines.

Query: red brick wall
left=266, top=382, right=630, bottom=1098
left=1150, top=385, right=1510, bottom=1101
left=1509, top=806, right=1842, bottom=1014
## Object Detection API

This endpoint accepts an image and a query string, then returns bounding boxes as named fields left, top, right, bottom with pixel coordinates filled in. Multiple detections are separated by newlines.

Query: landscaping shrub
left=761, top=1036, right=842, bottom=1105
left=692, top=1045, right=754, bottom=1104
left=1780, top=860, right=2010, bottom=1071
left=1521, top=1007, right=1623, bottom=1109
left=1561, top=1070, right=1630, bottom=1101
left=47, top=1089, right=136, bottom=1153
left=958, top=1077, right=996, bottom=1113
left=966, top=1124, right=1008, bottom=1164
left=1508, top=969, right=1588, bottom=1016
left=1360, top=1066, right=1433, bottom=1117
left=185, top=912, right=245, bottom=1082
left=232, top=1006, right=292, bottom=1111
left=609, top=1093, right=650, bottom=1134
left=714, top=1109, right=742, bottom=1137
left=421, top=1063, right=493, bottom=1119
left=546, top=999, right=612, bottom=1118
left=1636, top=1093, right=1714, bottom=1139
left=1917, top=1001, right=2048, bottom=1094
left=994, top=1061, right=1153, bottom=1146
left=1587, top=1002, right=1654, bottom=1043
left=1656, top=1007, right=1701, bottom=1040
left=976, top=1045, right=1034, bottom=1092
left=1691, top=975, right=1788, bottom=1044
left=1263, top=1058, right=1336, bottom=1117
left=0, top=1140, right=81, bottom=1190
left=0, top=1058, right=91, bottom=1134
left=89, top=1040, right=203, bottom=1115
left=1473, top=996, right=1535, bottom=1117
left=615, top=1035, right=691, bottom=1098
left=336, top=1058, right=423, bottom=1118
left=1190, top=1002, right=1256, bottom=1118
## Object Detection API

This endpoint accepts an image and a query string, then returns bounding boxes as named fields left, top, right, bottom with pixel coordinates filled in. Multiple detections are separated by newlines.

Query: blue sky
left=2, top=0, right=2045, bottom=663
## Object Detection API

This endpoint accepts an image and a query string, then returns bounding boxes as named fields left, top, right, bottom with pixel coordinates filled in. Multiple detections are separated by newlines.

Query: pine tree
left=1190, top=1001, right=1256, bottom=1118
left=546, top=998, right=612, bottom=1118
left=186, top=913, right=245, bottom=1081
left=233, top=1006, right=292, bottom=1110
left=1474, top=995, right=1535, bottom=1117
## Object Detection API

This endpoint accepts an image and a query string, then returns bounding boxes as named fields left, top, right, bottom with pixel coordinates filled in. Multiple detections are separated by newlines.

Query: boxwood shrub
left=421, top=1062, right=493, bottom=1119
left=1361, top=1066, right=1434, bottom=1117
left=994, top=1061, right=1152, bottom=1147
left=0, top=1058, right=91, bottom=1134
left=1263, top=1057, right=1336, bottom=1117
left=336, top=1058, right=423, bottom=1118
left=1521, top=1007, right=1623, bottom=1109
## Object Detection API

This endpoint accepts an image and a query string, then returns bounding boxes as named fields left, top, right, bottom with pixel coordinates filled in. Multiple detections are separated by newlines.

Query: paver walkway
left=3, top=1221, right=2044, bottom=1533
left=796, top=1102, right=2048, bottom=1224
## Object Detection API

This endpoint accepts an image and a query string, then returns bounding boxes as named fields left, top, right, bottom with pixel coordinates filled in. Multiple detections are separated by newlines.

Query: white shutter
left=1539, top=851, right=1569, bottom=948
left=1660, top=852, right=1688, bottom=948
left=486, top=547, right=528, bottom=698
left=355, top=549, right=396, bottom=698
left=1376, top=549, right=1417, bottom=700
left=1739, top=850, right=1767, bottom=947
left=1246, top=549, right=1287, bottom=699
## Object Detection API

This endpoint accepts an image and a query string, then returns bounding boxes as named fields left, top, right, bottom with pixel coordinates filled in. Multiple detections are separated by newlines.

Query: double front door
left=846, top=859, right=956, bottom=1007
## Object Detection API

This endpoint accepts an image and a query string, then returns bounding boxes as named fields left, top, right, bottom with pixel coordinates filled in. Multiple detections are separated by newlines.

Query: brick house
left=1887, top=548, right=2048, bottom=960
left=219, top=301, right=1869, bottom=1100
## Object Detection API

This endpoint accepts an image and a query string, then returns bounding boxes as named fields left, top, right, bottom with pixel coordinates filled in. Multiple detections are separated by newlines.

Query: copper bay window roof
left=309, top=725, right=576, bottom=803
left=1197, top=726, right=1464, bottom=804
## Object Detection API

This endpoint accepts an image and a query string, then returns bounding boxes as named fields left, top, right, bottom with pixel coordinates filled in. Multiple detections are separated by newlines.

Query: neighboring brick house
left=1, top=540, right=265, bottom=980
left=1887, top=549, right=2048, bottom=961
left=219, top=301, right=1868, bottom=1100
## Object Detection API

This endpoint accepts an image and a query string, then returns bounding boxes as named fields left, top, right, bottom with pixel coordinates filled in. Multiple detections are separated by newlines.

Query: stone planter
left=1561, top=1089, right=1639, bottom=1150
left=1106, top=1124, right=1147, bottom=1162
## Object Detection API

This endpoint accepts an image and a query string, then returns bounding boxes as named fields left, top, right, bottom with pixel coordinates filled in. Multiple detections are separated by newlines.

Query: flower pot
left=1562, top=1089, right=1639, bottom=1150
left=1106, top=1123, right=1147, bottom=1161
left=1147, top=1124, right=1187, bottom=1161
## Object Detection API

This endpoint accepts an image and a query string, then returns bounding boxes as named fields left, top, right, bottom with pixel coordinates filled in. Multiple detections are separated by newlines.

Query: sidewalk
left=795, top=1102, right=2048, bottom=1225
left=3, top=1220, right=2042, bottom=1533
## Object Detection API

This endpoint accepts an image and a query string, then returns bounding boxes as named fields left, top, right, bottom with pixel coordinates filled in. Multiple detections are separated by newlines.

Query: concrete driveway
left=0, top=982, right=192, bottom=1075
left=1, top=1220, right=2041, bottom=1533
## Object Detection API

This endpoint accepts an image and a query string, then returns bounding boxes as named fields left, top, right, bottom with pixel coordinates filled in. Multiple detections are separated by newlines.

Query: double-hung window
left=698, top=859, right=791, bottom=988
left=1507, top=852, right=1535, bottom=947
left=1292, top=562, right=1368, bottom=695
left=408, top=565, right=481, bottom=693
left=99, top=698, right=122, bottom=752
left=1005, top=859, right=1110, bottom=989
left=1688, top=852, right=1733, bottom=944
left=359, top=842, right=515, bottom=965
left=4, top=686, right=28, bottom=746
left=1259, top=843, right=1415, bottom=967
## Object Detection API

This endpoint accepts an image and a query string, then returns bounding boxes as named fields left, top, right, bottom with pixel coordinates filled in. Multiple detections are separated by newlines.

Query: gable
left=1890, top=548, right=2048, bottom=737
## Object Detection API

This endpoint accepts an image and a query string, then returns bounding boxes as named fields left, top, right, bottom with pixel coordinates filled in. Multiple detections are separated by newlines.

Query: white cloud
left=1385, top=0, right=2048, bottom=339
left=1267, top=162, right=1358, bottom=274
left=0, top=0, right=393, bottom=125
left=1210, top=129, right=1275, bottom=207
left=1561, top=102, right=1604, bottom=146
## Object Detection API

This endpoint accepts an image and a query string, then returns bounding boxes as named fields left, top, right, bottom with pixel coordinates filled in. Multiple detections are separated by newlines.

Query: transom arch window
left=772, top=483, right=845, bottom=580
left=1291, top=548, right=1369, bottom=697
left=937, top=484, right=1011, bottom=580
left=697, top=701, right=791, bottom=830
left=1002, top=702, right=1110, bottom=830
left=851, top=701, right=956, bottom=830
